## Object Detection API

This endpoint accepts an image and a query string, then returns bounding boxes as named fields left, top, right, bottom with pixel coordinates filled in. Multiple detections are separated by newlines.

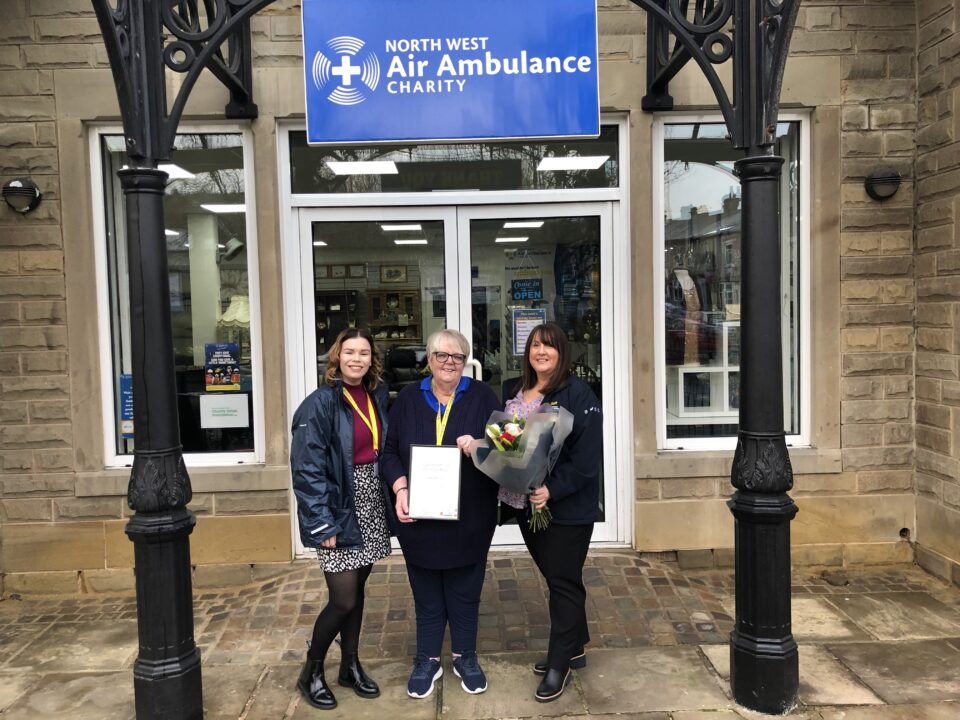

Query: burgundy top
left=343, top=381, right=381, bottom=465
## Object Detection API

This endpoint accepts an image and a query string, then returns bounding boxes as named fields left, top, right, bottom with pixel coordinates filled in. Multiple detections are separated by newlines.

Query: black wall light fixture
left=864, top=168, right=902, bottom=201
left=2, top=178, right=43, bottom=214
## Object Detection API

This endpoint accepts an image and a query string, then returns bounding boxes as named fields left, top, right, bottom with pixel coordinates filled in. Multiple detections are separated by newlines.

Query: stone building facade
left=1, top=0, right=958, bottom=593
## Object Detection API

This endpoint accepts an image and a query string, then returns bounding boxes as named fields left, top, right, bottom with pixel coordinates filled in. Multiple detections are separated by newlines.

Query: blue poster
left=511, top=278, right=544, bottom=301
left=302, top=0, right=599, bottom=144
left=120, top=373, right=134, bottom=439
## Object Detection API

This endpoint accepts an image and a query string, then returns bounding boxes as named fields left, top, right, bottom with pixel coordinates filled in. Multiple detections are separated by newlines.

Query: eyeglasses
left=432, top=351, right=467, bottom=365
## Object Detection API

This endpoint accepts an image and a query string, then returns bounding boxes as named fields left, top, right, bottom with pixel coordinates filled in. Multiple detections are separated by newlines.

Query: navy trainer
left=452, top=651, right=487, bottom=694
left=407, top=656, right=443, bottom=699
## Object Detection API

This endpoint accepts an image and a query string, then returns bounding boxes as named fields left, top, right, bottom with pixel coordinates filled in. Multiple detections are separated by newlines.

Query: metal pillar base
left=126, top=508, right=203, bottom=720
left=728, top=491, right=798, bottom=714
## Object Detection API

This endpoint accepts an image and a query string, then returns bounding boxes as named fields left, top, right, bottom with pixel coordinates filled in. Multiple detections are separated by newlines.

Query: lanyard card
left=408, top=444, right=461, bottom=521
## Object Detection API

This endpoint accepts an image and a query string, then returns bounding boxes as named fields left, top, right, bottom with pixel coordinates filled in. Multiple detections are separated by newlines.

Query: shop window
left=97, top=131, right=261, bottom=463
left=288, top=125, right=619, bottom=193
left=658, top=119, right=805, bottom=448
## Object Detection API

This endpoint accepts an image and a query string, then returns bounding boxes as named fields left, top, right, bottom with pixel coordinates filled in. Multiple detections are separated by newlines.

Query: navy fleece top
left=380, top=378, right=500, bottom=569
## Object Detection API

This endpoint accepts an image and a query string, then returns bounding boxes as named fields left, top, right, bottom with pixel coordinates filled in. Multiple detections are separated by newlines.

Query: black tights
left=308, top=564, right=373, bottom=664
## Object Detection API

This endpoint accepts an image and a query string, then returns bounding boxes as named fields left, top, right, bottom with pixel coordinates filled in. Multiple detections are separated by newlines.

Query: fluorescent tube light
left=164, top=229, right=179, bottom=237
left=536, top=155, right=609, bottom=172
left=200, top=204, right=246, bottom=214
left=381, top=224, right=423, bottom=231
left=159, top=163, right=195, bottom=180
left=495, top=237, right=528, bottom=243
left=326, top=161, right=398, bottom=175
left=504, top=221, right=544, bottom=229
left=394, top=239, right=428, bottom=245
left=313, top=241, right=328, bottom=247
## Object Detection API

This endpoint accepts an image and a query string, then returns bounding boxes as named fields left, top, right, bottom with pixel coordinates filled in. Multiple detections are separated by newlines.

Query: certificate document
left=408, top=445, right=461, bottom=520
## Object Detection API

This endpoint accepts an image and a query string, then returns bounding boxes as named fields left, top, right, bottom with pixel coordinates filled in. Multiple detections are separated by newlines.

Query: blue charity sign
left=301, top=0, right=600, bottom=144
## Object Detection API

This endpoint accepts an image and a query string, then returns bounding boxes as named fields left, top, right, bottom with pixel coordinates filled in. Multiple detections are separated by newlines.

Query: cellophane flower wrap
left=469, top=407, right=574, bottom=529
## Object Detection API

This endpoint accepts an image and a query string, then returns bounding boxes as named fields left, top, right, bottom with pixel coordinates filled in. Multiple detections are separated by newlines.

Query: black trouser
left=520, top=521, right=593, bottom=671
left=405, top=560, right=487, bottom=658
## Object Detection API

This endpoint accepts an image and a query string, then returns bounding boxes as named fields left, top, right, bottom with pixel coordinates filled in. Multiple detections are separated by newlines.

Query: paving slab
left=441, top=652, right=587, bottom=719
left=827, top=639, right=960, bottom=705
left=291, top=656, right=438, bottom=720
left=577, top=647, right=731, bottom=714
left=0, top=672, right=35, bottom=712
left=700, top=644, right=882, bottom=707
left=721, top=597, right=871, bottom=642
left=826, top=592, right=960, bottom=641
left=0, top=672, right=134, bottom=720
left=818, top=703, right=960, bottom=719
left=201, top=663, right=266, bottom=719
left=6, top=620, right=138, bottom=672
left=0, top=623, right=52, bottom=666
left=243, top=663, right=300, bottom=720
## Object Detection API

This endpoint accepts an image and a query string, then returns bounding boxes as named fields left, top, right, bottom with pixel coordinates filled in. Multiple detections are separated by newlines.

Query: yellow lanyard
left=434, top=385, right=455, bottom=446
left=342, top=387, right=379, bottom=453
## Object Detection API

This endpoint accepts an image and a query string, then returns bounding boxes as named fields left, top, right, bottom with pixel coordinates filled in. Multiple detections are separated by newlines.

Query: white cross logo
left=331, top=55, right=362, bottom=86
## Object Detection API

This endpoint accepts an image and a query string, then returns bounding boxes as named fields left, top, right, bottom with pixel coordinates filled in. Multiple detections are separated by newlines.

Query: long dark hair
left=519, top=322, right=571, bottom=396
left=324, top=327, right=383, bottom=391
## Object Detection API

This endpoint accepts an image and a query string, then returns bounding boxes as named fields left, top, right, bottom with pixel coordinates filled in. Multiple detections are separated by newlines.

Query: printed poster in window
left=119, top=373, right=134, bottom=438
left=512, top=308, right=546, bottom=356
left=204, top=342, right=241, bottom=391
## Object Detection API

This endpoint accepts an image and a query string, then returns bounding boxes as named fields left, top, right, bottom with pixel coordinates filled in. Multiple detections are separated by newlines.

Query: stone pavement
left=2, top=550, right=960, bottom=718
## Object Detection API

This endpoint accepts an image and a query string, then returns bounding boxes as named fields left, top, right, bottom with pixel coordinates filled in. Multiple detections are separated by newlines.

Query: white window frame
left=652, top=111, right=811, bottom=451
left=89, top=124, right=266, bottom=468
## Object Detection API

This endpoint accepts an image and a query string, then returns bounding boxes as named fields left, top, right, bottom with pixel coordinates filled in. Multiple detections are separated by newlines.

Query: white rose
left=504, top=422, right=522, bottom=435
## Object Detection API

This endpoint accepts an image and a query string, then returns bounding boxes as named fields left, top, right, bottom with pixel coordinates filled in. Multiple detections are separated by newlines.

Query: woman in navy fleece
left=379, top=328, right=500, bottom=700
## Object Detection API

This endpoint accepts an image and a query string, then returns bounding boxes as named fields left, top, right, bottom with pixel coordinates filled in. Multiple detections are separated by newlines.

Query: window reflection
left=289, top=126, right=619, bottom=193
left=102, top=133, right=256, bottom=455
left=663, top=121, right=801, bottom=440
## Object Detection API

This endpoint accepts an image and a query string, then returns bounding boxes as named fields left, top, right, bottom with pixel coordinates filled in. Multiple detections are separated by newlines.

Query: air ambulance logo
left=311, top=36, right=380, bottom=105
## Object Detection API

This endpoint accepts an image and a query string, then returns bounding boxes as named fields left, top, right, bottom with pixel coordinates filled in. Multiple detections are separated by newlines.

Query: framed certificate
left=408, top=444, right=461, bottom=520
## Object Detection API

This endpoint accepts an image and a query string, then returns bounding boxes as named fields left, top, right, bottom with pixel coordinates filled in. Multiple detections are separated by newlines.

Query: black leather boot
left=298, top=657, right=337, bottom=710
left=535, top=667, right=571, bottom=703
left=533, top=648, right=586, bottom=676
left=338, top=653, right=380, bottom=698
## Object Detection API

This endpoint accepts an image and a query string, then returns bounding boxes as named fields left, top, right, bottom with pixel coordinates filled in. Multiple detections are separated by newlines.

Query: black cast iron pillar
left=727, top=155, right=798, bottom=713
left=633, top=0, right=801, bottom=712
left=92, top=1, right=280, bottom=715
left=119, top=167, right=202, bottom=720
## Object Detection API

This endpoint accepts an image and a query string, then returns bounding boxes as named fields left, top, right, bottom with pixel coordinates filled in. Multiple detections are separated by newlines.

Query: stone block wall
left=822, top=0, right=917, bottom=523
left=915, top=0, right=960, bottom=584
left=635, top=1, right=919, bottom=567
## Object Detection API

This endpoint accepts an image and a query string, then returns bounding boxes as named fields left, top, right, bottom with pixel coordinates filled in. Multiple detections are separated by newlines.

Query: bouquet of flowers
left=470, top=407, right=574, bottom=531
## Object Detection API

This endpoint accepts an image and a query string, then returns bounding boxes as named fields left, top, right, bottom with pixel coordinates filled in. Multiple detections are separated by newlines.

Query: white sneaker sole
left=453, top=666, right=488, bottom=694
left=407, top=666, right=443, bottom=699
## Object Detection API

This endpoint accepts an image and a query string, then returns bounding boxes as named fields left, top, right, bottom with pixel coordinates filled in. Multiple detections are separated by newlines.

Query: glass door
left=297, top=207, right=460, bottom=399
left=294, top=203, right=620, bottom=551
left=457, top=203, right=618, bottom=544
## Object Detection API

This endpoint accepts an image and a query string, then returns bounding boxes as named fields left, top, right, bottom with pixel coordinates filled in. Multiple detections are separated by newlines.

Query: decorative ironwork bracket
left=632, top=0, right=799, bottom=153
left=91, top=0, right=280, bottom=165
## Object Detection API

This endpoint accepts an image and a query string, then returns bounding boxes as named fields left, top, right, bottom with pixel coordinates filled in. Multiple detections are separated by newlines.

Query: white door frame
left=287, top=202, right=632, bottom=556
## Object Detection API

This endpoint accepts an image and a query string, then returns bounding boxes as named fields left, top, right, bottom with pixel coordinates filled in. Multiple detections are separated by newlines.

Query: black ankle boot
left=338, top=653, right=380, bottom=698
left=535, top=667, right=571, bottom=703
left=533, top=648, right=586, bottom=676
left=298, top=657, right=337, bottom=710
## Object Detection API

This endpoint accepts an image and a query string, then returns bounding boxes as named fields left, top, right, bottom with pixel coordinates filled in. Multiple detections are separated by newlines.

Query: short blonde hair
left=426, top=328, right=470, bottom=357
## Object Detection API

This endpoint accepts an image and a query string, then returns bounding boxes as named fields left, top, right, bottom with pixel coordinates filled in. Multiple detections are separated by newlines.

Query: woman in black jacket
left=511, top=322, right=603, bottom=702
left=291, top=328, right=393, bottom=710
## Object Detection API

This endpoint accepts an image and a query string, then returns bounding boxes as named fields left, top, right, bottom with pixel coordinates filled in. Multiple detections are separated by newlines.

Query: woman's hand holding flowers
left=529, top=485, right=550, bottom=510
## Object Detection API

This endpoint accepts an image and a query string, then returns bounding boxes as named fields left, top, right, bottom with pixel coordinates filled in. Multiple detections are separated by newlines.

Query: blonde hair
left=323, top=328, right=383, bottom=390
left=426, top=328, right=470, bottom=357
